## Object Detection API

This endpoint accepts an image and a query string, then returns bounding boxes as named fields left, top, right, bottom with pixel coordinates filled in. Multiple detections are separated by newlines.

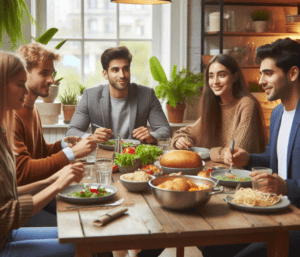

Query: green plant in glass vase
left=149, top=56, right=204, bottom=123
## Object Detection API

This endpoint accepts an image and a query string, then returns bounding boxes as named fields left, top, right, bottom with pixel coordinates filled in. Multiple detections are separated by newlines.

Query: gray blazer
left=65, top=83, right=172, bottom=139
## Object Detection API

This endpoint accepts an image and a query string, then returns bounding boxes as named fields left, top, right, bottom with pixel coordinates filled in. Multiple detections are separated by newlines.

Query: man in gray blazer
left=66, top=46, right=171, bottom=145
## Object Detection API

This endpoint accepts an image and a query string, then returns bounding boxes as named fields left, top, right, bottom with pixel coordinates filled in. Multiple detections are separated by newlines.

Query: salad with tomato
left=67, top=186, right=111, bottom=198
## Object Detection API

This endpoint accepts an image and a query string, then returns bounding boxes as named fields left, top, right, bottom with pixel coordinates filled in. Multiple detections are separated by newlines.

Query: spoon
left=228, top=140, right=235, bottom=174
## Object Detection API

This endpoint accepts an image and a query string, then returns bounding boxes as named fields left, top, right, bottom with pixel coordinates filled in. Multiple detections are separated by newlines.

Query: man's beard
left=108, top=76, right=130, bottom=91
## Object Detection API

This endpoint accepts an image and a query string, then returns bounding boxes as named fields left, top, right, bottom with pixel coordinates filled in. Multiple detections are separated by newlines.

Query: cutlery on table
left=228, top=140, right=235, bottom=174
left=92, top=124, right=114, bottom=135
left=66, top=198, right=124, bottom=210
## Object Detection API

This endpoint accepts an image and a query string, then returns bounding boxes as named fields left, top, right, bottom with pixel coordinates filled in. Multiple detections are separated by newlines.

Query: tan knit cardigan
left=171, top=96, right=267, bottom=163
left=0, top=127, right=33, bottom=252
left=14, top=105, right=70, bottom=186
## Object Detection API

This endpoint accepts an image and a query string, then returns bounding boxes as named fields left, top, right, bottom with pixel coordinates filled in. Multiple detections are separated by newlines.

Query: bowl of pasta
left=149, top=175, right=223, bottom=210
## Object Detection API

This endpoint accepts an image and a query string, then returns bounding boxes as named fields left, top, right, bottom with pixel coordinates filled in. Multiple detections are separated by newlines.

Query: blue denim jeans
left=0, top=227, right=74, bottom=257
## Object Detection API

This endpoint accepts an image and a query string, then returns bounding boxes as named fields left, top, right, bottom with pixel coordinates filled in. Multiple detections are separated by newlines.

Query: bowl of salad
left=99, top=139, right=140, bottom=151
left=114, top=145, right=163, bottom=174
left=210, top=169, right=252, bottom=188
left=58, top=183, right=117, bottom=204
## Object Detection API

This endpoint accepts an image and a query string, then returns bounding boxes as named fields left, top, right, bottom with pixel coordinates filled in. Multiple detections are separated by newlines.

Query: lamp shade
left=111, top=0, right=171, bottom=4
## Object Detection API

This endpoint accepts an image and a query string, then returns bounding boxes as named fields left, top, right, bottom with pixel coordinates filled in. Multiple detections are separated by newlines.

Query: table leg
left=76, top=243, right=93, bottom=257
left=267, top=231, right=289, bottom=257
left=176, top=247, right=184, bottom=257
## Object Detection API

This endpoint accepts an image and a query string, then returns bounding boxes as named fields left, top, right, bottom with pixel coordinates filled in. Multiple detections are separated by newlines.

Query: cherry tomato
left=80, top=190, right=85, bottom=194
left=122, top=147, right=135, bottom=155
left=90, top=188, right=99, bottom=194
left=146, top=170, right=154, bottom=175
left=112, top=165, right=118, bottom=173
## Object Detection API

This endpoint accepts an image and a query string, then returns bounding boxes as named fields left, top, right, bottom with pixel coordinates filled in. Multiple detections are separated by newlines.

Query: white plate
left=188, top=147, right=210, bottom=159
left=224, top=195, right=290, bottom=213
left=98, top=139, right=140, bottom=151
left=58, top=183, right=117, bottom=204
left=159, top=161, right=205, bottom=175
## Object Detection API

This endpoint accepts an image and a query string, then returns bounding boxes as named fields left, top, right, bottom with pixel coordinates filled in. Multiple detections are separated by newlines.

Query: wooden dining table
left=56, top=148, right=300, bottom=257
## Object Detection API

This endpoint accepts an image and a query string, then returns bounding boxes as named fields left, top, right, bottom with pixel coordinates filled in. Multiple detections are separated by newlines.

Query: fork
left=228, top=140, right=235, bottom=174
left=66, top=198, right=124, bottom=210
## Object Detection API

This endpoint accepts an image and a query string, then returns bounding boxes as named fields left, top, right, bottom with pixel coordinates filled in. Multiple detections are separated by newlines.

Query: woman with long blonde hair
left=171, top=54, right=268, bottom=163
left=0, top=51, right=85, bottom=257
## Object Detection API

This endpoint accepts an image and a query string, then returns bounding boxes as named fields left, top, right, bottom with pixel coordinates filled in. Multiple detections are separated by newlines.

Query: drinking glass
left=96, top=158, right=114, bottom=185
left=251, top=167, right=272, bottom=191
left=86, top=144, right=98, bottom=163
left=81, top=164, right=97, bottom=187
left=157, top=138, right=171, bottom=153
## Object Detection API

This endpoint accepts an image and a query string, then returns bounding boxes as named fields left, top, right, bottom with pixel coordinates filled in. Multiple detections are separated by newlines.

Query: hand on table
left=132, top=126, right=156, bottom=144
left=89, top=127, right=113, bottom=142
left=249, top=172, right=287, bottom=195
left=64, top=136, right=81, bottom=147
left=54, top=163, right=85, bottom=192
left=175, top=137, right=192, bottom=149
left=223, top=147, right=251, bottom=167
left=71, top=137, right=100, bottom=159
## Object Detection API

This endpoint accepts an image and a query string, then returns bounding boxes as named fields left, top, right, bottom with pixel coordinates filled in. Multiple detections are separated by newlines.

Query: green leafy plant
left=149, top=56, right=205, bottom=108
left=249, top=81, right=264, bottom=92
left=251, top=9, right=270, bottom=21
left=59, top=88, right=78, bottom=105
left=0, top=0, right=37, bottom=49
left=78, top=83, right=86, bottom=95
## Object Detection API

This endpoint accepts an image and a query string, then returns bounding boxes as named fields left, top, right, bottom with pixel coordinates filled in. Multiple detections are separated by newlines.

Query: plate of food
left=224, top=188, right=290, bottom=213
left=188, top=147, right=210, bottom=159
left=120, top=171, right=155, bottom=192
left=159, top=150, right=205, bottom=175
left=58, top=183, right=117, bottom=204
left=99, top=139, right=140, bottom=151
left=210, top=169, right=252, bottom=187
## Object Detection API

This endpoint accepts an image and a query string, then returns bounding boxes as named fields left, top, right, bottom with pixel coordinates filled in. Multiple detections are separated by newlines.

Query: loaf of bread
left=160, top=150, right=202, bottom=168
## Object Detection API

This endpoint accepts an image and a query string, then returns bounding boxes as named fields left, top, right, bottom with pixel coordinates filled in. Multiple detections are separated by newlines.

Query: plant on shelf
left=251, top=9, right=270, bottom=33
left=249, top=81, right=264, bottom=93
left=59, top=88, right=78, bottom=124
left=149, top=56, right=204, bottom=123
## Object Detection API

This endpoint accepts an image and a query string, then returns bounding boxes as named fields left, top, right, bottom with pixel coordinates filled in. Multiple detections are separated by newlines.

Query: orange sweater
left=171, top=96, right=267, bottom=163
left=14, top=105, right=70, bottom=186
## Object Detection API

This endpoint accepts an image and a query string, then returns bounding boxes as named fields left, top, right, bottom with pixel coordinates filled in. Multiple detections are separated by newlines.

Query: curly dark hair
left=256, top=38, right=300, bottom=80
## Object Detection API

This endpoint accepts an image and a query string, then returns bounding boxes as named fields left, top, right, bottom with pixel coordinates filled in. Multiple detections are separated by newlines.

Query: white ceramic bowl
left=120, top=174, right=155, bottom=192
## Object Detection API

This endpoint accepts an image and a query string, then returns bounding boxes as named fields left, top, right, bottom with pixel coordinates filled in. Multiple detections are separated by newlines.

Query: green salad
left=102, top=140, right=135, bottom=147
left=216, top=175, right=251, bottom=182
left=67, top=187, right=111, bottom=198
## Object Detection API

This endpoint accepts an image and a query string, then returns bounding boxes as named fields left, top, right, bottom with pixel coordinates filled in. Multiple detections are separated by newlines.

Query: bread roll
left=160, top=150, right=202, bottom=168
left=197, top=170, right=210, bottom=178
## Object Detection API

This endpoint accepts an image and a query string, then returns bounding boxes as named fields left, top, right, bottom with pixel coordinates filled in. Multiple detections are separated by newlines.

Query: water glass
left=157, top=138, right=171, bottom=153
left=96, top=158, right=113, bottom=185
left=86, top=144, right=98, bottom=163
left=81, top=164, right=97, bottom=187
left=251, top=167, right=272, bottom=191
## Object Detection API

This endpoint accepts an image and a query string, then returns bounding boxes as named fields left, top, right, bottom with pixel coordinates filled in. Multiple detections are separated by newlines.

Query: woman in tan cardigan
left=171, top=54, right=268, bottom=163
left=0, top=52, right=101, bottom=256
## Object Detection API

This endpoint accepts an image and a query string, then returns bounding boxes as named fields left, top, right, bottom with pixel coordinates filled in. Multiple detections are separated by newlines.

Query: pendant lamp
left=111, top=0, right=171, bottom=4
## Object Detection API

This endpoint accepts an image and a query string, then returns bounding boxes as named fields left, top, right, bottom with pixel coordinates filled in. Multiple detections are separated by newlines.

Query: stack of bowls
left=286, top=15, right=300, bottom=33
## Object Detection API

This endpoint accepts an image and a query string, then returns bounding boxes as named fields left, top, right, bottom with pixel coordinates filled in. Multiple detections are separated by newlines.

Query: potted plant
left=78, top=83, right=86, bottom=102
left=35, top=28, right=67, bottom=103
left=59, top=88, right=78, bottom=124
left=251, top=9, right=270, bottom=33
left=149, top=56, right=204, bottom=123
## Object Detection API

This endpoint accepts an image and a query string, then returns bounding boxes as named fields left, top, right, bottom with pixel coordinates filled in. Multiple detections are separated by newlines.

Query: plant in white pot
left=35, top=28, right=67, bottom=103
left=251, top=9, right=270, bottom=33
left=149, top=56, right=204, bottom=123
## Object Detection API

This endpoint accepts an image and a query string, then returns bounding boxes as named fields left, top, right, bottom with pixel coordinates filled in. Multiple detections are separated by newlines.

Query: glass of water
left=157, top=138, right=171, bottom=153
left=81, top=164, right=97, bottom=187
left=86, top=144, right=98, bottom=163
left=251, top=167, right=272, bottom=191
left=96, top=158, right=113, bottom=185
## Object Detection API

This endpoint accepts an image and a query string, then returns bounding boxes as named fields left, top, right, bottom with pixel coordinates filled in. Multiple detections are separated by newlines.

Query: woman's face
left=208, top=62, right=237, bottom=104
left=7, top=69, right=28, bottom=110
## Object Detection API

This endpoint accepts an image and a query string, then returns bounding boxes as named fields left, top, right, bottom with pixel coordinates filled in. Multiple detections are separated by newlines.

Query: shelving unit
left=201, top=0, right=300, bottom=75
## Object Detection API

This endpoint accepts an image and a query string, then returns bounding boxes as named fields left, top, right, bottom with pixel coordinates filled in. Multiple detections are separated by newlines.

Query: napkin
left=93, top=207, right=128, bottom=226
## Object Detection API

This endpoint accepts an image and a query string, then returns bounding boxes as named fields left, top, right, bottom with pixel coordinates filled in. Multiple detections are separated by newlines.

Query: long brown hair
left=198, top=54, right=267, bottom=148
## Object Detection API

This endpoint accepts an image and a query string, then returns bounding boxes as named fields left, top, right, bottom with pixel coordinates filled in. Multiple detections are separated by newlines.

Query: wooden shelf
left=202, top=55, right=260, bottom=68
left=205, top=32, right=300, bottom=37
left=205, top=0, right=300, bottom=6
